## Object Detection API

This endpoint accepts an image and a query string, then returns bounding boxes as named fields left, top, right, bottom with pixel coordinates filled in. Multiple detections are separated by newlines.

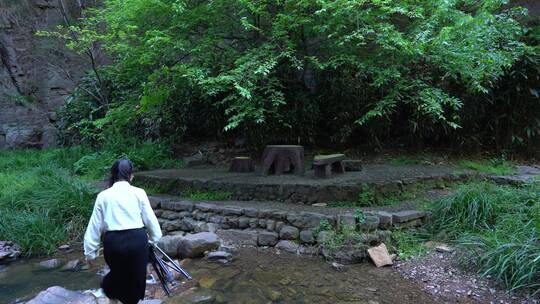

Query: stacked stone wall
left=150, top=197, right=430, bottom=252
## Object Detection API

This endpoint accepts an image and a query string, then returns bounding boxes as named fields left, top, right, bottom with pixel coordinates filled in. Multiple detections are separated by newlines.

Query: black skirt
left=102, top=228, right=148, bottom=304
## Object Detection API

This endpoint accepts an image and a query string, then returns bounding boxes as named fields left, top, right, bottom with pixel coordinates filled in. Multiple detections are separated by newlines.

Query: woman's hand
left=82, top=257, right=96, bottom=270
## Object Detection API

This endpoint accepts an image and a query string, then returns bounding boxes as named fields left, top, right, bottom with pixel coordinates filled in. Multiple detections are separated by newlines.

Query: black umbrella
left=149, top=243, right=192, bottom=296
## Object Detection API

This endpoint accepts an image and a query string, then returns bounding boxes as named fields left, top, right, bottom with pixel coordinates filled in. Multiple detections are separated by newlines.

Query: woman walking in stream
left=84, top=159, right=163, bottom=304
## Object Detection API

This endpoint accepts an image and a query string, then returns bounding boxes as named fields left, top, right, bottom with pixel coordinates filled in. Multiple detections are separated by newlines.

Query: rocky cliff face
left=0, top=0, right=89, bottom=149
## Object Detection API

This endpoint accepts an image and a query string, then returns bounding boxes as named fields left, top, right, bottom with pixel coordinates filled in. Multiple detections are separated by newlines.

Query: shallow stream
left=1, top=249, right=438, bottom=304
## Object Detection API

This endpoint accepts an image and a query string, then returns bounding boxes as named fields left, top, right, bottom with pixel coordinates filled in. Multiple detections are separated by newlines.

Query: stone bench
left=313, top=154, right=346, bottom=178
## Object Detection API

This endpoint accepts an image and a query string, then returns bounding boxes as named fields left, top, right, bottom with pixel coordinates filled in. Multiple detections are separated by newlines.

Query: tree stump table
left=261, top=145, right=305, bottom=175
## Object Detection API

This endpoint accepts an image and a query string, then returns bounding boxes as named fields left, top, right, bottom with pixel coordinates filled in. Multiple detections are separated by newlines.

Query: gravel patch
left=394, top=251, right=539, bottom=304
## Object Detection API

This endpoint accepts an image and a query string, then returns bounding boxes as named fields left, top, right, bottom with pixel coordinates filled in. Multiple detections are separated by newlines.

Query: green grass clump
left=313, top=219, right=365, bottom=254
left=328, top=185, right=417, bottom=208
left=433, top=182, right=534, bottom=237
left=390, top=156, right=422, bottom=166
left=0, top=143, right=178, bottom=256
left=432, top=182, right=540, bottom=294
left=458, top=159, right=515, bottom=175
left=0, top=162, right=97, bottom=256
left=387, top=230, right=430, bottom=260
left=183, top=190, right=233, bottom=201
left=459, top=219, right=540, bottom=293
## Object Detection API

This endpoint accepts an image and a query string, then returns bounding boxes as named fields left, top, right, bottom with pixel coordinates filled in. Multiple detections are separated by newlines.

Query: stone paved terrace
left=137, top=164, right=472, bottom=204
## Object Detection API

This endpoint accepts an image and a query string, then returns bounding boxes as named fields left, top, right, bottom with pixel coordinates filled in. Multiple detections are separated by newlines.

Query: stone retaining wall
left=139, top=173, right=467, bottom=205
left=150, top=197, right=430, bottom=251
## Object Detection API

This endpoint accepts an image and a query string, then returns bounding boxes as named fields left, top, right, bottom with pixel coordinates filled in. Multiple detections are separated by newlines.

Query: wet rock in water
left=199, top=276, right=217, bottom=288
left=275, top=240, right=299, bottom=254
left=61, top=259, right=81, bottom=271
left=264, top=289, right=282, bottom=301
left=184, top=292, right=216, bottom=304
left=58, top=244, right=70, bottom=251
left=331, top=262, right=346, bottom=272
left=38, top=258, right=63, bottom=269
left=367, top=243, right=393, bottom=267
left=0, top=241, right=21, bottom=264
left=206, top=251, right=232, bottom=261
left=178, top=232, right=220, bottom=258
left=27, top=286, right=95, bottom=304
left=140, top=300, right=163, bottom=304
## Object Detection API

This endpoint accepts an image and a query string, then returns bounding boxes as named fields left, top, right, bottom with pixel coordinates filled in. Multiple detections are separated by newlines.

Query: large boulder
left=178, top=233, right=220, bottom=258
left=38, top=258, right=63, bottom=269
left=158, top=234, right=185, bottom=257
left=27, top=286, right=95, bottom=304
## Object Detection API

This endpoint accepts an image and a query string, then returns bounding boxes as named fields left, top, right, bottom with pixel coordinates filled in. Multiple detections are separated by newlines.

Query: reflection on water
left=167, top=249, right=438, bottom=304
left=1, top=249, right=438, bottom=304
left=0, top=259, right=100, bottom=304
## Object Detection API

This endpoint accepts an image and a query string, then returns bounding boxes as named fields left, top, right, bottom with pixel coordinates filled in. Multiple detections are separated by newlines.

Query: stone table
left=261, top=145, right=305, bottom=175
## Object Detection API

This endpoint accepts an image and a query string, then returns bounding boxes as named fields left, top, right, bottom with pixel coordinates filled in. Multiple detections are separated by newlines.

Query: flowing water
left=0, top=259, right=100, bottom=303
left=1, top=249, right=438, bottom=304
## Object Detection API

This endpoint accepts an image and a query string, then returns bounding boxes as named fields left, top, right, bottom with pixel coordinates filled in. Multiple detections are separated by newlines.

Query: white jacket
left=83, top=181, right=162, bottom=260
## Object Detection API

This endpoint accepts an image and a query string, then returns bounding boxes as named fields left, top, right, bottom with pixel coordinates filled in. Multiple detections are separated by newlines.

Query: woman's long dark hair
left=109, top=159, right=135, bottom=188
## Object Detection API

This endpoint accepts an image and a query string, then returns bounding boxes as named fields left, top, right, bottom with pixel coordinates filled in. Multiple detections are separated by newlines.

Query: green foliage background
left=46, top=0, right=540, bottom=151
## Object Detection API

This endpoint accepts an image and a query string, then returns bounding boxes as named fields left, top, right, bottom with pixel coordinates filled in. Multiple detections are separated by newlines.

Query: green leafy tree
left=48, top=0, right=537, bottom=148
